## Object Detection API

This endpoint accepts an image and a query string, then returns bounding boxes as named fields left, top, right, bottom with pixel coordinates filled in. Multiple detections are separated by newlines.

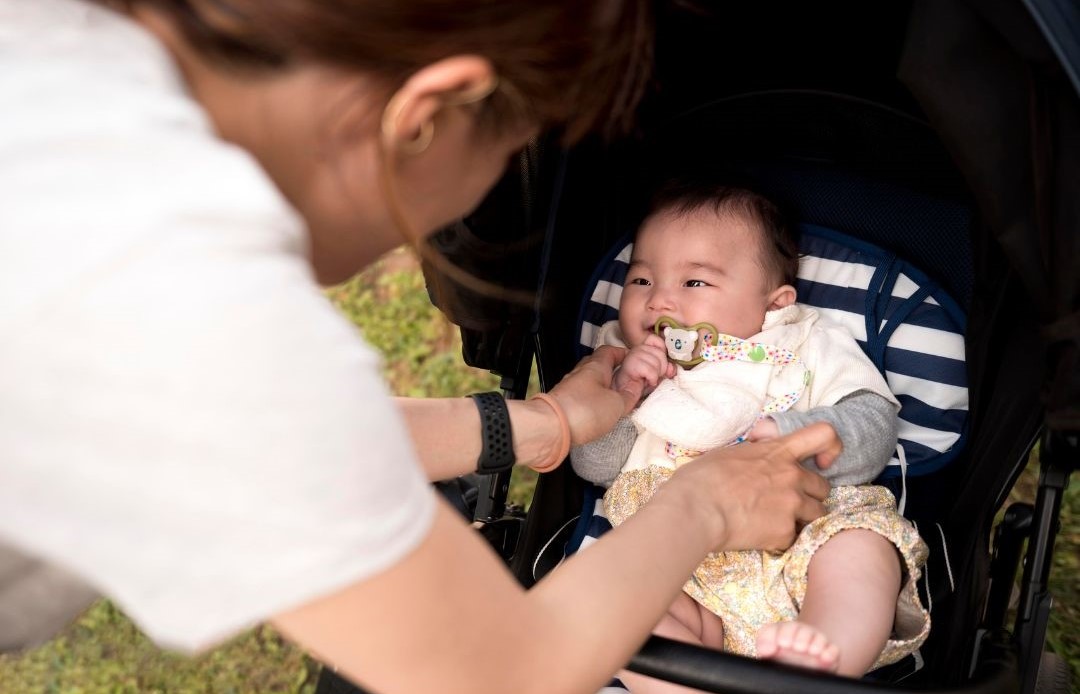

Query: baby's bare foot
left=756, top=621, right=840, bottom=672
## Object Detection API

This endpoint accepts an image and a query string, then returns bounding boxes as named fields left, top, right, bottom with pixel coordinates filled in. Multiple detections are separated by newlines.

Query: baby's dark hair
left=646, top=180, right=800, bottom=287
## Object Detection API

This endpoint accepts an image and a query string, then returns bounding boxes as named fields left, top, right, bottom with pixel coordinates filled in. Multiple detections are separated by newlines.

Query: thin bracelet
left=529, top=392, right=570, bottom=473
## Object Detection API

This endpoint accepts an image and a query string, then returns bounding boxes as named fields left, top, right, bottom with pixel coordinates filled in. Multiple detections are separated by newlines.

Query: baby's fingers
left=642, top=333, right=667, bottom=350
left=642, top=340, right=675, bottom=378
left=626, top=351, right=669, bottom=385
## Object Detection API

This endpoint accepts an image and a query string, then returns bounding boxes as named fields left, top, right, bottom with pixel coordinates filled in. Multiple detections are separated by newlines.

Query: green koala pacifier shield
left=654, top=316, right=718, bottom=368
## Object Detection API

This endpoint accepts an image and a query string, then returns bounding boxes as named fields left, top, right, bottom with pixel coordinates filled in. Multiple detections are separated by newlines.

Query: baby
left=572, top=182, right=929, bottom=688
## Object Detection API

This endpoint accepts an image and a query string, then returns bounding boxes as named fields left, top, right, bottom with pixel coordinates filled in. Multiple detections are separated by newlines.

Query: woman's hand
left=655, top=422, right=839, bottom=553
left=549, top=346, right=642, bottom=445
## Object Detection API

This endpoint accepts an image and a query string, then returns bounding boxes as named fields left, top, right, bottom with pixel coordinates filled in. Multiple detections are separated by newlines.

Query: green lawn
left=1, top=252, right=1075, bottom=693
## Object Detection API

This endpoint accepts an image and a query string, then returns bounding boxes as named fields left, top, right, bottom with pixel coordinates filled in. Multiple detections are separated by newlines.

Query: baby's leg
left=756, top=528, right=901, bottom=676
left=618, top=593, right=724, bottom=694
left=664, top=591, right=725, bottom=649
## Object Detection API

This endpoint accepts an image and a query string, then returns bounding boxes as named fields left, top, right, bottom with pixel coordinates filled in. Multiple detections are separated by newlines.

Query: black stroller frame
left=317, top=1, right=1078, bottom=693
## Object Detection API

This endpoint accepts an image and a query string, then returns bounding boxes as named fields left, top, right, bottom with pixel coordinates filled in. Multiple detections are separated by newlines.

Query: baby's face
left=619, top=206, right=789, bottom=347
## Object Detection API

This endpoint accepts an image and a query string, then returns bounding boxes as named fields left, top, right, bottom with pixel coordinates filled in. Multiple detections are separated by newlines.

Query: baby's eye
left=628, top=277, right=651, bottom=286
left=685, top=279, right=709, bottom=288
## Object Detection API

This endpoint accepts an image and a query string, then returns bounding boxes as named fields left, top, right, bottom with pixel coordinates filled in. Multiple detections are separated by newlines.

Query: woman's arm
left=396, top=395, right=558, bottom=480
left=272, top=424, right=836, bottom=694
left=398, top=346, right=644, bottom=481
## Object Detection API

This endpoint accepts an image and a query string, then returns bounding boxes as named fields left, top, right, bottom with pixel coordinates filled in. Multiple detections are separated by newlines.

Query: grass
left=0, top=250, right=1075, bottom=692
left=0, top=602, right=318, bottom=694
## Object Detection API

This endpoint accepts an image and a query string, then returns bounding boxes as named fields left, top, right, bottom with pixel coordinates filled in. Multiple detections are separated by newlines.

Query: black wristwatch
left=470, top=392, right=516, bottom=474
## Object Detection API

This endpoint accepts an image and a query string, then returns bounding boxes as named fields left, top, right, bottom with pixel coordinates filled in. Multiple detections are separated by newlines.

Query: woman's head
left=130, top=0, right=651, bottom=141
left=120, top=0, right=652, bottom=282
left=122, top=0, right=650, bottom=141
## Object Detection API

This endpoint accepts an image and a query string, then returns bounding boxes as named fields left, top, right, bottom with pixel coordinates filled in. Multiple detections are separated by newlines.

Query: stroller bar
left=1014, top=430, right=1078, bottom=694
left=628, top=631, right=1020, bottom=694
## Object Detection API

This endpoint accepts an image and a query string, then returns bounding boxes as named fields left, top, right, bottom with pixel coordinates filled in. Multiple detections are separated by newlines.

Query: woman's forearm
left=274, top=425, right=834, bottom=694
left=396, top=396, right=564, bottom=481
left=397, top=347, right=643, bottom=481
left=275, top=491, right=718, bottom=694
left=522, top=478, right=720, bottom=692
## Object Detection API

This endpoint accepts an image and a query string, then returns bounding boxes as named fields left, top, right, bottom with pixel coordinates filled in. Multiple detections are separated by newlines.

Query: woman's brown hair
left=106, top=0, right=654, bottom=142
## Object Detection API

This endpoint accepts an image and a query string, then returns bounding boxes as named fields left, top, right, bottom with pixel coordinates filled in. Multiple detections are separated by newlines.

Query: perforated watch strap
left=471, top=392, right=515, bottom=474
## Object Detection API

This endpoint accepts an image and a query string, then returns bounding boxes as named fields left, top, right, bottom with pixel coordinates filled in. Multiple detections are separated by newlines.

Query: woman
left=0, top=1, right=836, bottom=692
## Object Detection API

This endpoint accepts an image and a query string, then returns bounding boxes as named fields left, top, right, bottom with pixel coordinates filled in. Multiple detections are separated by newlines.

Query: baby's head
left=619, top=181, right=799, bottom=346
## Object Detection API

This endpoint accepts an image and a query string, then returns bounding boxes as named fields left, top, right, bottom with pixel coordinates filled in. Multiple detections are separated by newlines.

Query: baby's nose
left=647, top=288, right=676, bottom=312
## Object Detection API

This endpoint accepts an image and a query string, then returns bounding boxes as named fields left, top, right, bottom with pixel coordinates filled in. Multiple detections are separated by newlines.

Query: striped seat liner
left=575, top=223, right=969, bottom=481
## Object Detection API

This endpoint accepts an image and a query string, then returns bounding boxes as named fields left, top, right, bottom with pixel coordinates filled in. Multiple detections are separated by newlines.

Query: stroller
left=318, top=1, right=1078, bottom=692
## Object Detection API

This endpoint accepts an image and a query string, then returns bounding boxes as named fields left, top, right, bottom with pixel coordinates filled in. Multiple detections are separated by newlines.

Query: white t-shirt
left=0, top=0, right=436, bottom=652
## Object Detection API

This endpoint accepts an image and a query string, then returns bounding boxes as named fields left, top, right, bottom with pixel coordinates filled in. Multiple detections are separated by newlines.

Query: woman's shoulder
left=1, top=0, right=306, bottom=325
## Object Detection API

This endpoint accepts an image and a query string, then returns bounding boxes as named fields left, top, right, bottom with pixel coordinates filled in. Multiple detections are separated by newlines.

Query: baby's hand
left=612, top=334, right=675, bottom=396
left=746, top=417, right=780, bottom=442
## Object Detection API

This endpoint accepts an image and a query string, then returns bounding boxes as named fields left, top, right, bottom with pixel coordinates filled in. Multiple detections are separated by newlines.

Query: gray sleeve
left=570, top=416, right=637, bottom=488
left=771, top=390, right=899, bottom=485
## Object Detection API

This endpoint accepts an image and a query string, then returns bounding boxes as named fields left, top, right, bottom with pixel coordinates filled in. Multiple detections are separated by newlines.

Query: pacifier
left=653, top=317, right=718, bottom=368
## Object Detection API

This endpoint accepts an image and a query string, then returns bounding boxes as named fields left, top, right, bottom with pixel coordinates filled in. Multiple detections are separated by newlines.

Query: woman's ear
left=767, top=284, right=796, bottom=310
left=380, top=56, right=497, bottom=154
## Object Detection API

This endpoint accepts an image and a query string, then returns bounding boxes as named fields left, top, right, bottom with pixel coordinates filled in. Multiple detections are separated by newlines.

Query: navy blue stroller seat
left=516, top=90, right=1050, bottom=693
left=563, top=203, right=971, bottom=682
left=541, top=117, right=975, bottom=677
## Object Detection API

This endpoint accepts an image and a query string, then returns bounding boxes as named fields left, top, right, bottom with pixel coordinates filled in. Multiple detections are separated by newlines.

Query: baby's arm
left=571, top=334, right=674, bottom=487
left=759, top=390, right=899, bottom=485
left=569, top=416, right=637, bottom=487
